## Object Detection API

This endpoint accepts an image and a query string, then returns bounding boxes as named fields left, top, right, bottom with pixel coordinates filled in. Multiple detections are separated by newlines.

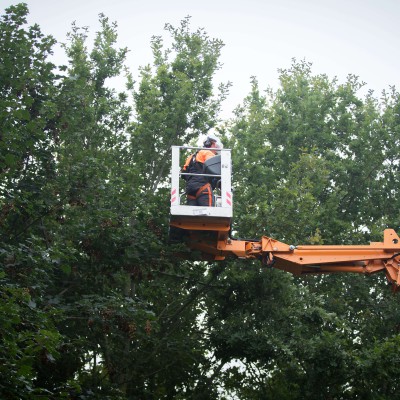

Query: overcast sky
left=3, top=0, right=400, bottom=118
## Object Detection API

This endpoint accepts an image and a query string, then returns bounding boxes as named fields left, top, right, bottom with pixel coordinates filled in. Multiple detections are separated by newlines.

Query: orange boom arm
left=180, top=226, right=400, bottom=292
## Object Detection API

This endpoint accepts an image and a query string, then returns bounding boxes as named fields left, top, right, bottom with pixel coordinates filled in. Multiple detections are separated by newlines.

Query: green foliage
left=214, top=58, right=400, bottom=398
left=229, top=60, right=400, bottom=244
left=0, top=284, right=62, bottom=399
left=1, top=4, right=228, bottom=398
left=131, top=16, right=231, bottom=192
left=2, top=3, right=400, bottom=400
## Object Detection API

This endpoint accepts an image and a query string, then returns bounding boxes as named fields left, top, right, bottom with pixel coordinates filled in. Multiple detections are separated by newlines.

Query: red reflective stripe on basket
left=171, top=188, right=177, bottom=204
left=226, top=191, right=232, bottom=206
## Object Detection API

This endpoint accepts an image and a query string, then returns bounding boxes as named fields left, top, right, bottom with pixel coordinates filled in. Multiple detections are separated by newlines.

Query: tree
left=0, top=4, right=64, bottom=398
left=131, top=16, right=231, bottom=192
left=204, top=59, right=400, bottom=398
left=44, top=13, right=229, bottom=399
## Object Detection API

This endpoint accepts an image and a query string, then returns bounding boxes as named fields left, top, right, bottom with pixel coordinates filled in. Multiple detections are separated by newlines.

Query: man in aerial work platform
left=181, top=133, right=222, bottom=207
